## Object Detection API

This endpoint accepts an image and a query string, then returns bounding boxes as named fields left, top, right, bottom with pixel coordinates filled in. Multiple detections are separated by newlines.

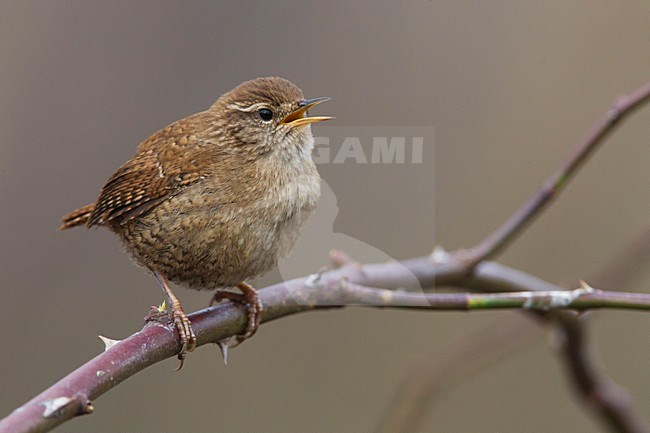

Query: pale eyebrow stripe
left=227, top=102, right=269, bottom=112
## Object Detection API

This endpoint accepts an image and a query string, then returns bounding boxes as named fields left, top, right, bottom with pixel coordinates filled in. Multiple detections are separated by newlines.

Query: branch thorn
left=98, top=335, right=121, bottom=352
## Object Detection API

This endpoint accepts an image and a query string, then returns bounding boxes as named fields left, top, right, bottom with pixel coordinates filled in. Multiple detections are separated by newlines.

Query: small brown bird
left=60, top=77, right=331, bottom=364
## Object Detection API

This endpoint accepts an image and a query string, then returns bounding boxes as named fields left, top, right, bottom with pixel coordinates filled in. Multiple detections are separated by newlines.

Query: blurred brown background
left=1, top=2, right=649, bottom=432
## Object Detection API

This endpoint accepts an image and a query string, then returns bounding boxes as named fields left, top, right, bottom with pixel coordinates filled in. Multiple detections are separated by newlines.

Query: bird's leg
left=210, top=281, right=262, bottom=346
left=154, top=271, right=197, bottom=368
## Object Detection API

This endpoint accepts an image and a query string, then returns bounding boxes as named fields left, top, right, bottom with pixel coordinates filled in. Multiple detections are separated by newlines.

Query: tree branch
left=1, top=255, right=648, bottom=433
left=378, top=228, right=650, bottom=433
left=448, top=81, right=650, bottom=431
left=554, top=312, right=650, bottom=433
left=465, top=81, right=650, bottom=266
left=375, top=314, right=542, bottom=433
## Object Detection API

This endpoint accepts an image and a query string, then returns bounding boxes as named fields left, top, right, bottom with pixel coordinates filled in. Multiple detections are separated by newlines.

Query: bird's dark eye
left=257, top=108, right=274, bottom=121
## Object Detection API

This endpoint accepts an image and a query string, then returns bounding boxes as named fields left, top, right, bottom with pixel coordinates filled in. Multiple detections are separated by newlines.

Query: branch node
left=605, top=107, right=622, bottom=124
left=81, top=401, right=94, bottom=415
left=329, top=249, right=354, bottom=268
left=41, top=396, right=74, bottom=419
left=305, top=271, right=324, bottom=289
left=522, top=288, right=587, bottom=311
left=431, top=246, right=450, bottom=264
left=578, top=280, right=597, bottom=293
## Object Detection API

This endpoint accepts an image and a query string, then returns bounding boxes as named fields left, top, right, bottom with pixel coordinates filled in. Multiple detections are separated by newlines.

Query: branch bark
left=1, top=257, right=648, bottom=433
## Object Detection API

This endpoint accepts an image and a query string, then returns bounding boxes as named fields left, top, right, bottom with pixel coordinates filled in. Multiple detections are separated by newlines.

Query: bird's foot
left=210, top=281, right=262, bottom=347
left=154, top=272, right=197, bottom=370
left=170, top=302, right=197, bottom=370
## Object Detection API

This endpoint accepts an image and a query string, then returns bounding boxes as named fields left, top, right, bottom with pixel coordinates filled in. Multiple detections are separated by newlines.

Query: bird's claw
left=171, top=307, right=196, bottom=370
left=210, top=282, right=262, bottom=348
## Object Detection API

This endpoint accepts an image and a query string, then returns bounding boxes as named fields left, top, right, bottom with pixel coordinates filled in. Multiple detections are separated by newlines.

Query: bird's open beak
left=280, top=97, right=333, bottom=127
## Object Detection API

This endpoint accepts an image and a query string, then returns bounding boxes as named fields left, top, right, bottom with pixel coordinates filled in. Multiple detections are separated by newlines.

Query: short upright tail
left=59, top=203, right=96, bottom=230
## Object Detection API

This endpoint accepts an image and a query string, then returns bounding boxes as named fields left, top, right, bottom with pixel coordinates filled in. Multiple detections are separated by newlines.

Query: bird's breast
left=117, top=161, right=321, bottom=290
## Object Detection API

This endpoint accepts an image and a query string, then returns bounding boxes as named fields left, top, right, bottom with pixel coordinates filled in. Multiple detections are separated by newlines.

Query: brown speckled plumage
left=60, top=77, right=330, bottom=360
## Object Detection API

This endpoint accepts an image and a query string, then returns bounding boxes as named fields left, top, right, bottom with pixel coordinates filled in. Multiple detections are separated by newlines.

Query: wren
left=60, top=77, right=332, bottom=365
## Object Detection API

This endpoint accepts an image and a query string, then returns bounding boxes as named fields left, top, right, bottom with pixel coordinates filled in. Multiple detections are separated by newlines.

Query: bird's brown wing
left=87, top=112, right=212, bottom=227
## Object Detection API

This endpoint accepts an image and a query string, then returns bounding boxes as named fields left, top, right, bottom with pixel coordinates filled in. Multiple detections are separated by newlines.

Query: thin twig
left=465, top=81, right=650, bottom=266
left=456, top=82, right=650, bottom=432
left=554, top=312, right=649, bottom=433
left=551, top=229, right=650, bottom=433
left=375, top=314, right=542, bottom=433
left=378, top=228, right=650, bottom=433
left=339, top=281, right=650, bottom=311
left=589, top=228, right=650, bottom=291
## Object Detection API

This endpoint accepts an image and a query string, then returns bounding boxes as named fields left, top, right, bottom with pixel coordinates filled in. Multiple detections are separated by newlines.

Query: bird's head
left=212, top=77, right=332, bottom=157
